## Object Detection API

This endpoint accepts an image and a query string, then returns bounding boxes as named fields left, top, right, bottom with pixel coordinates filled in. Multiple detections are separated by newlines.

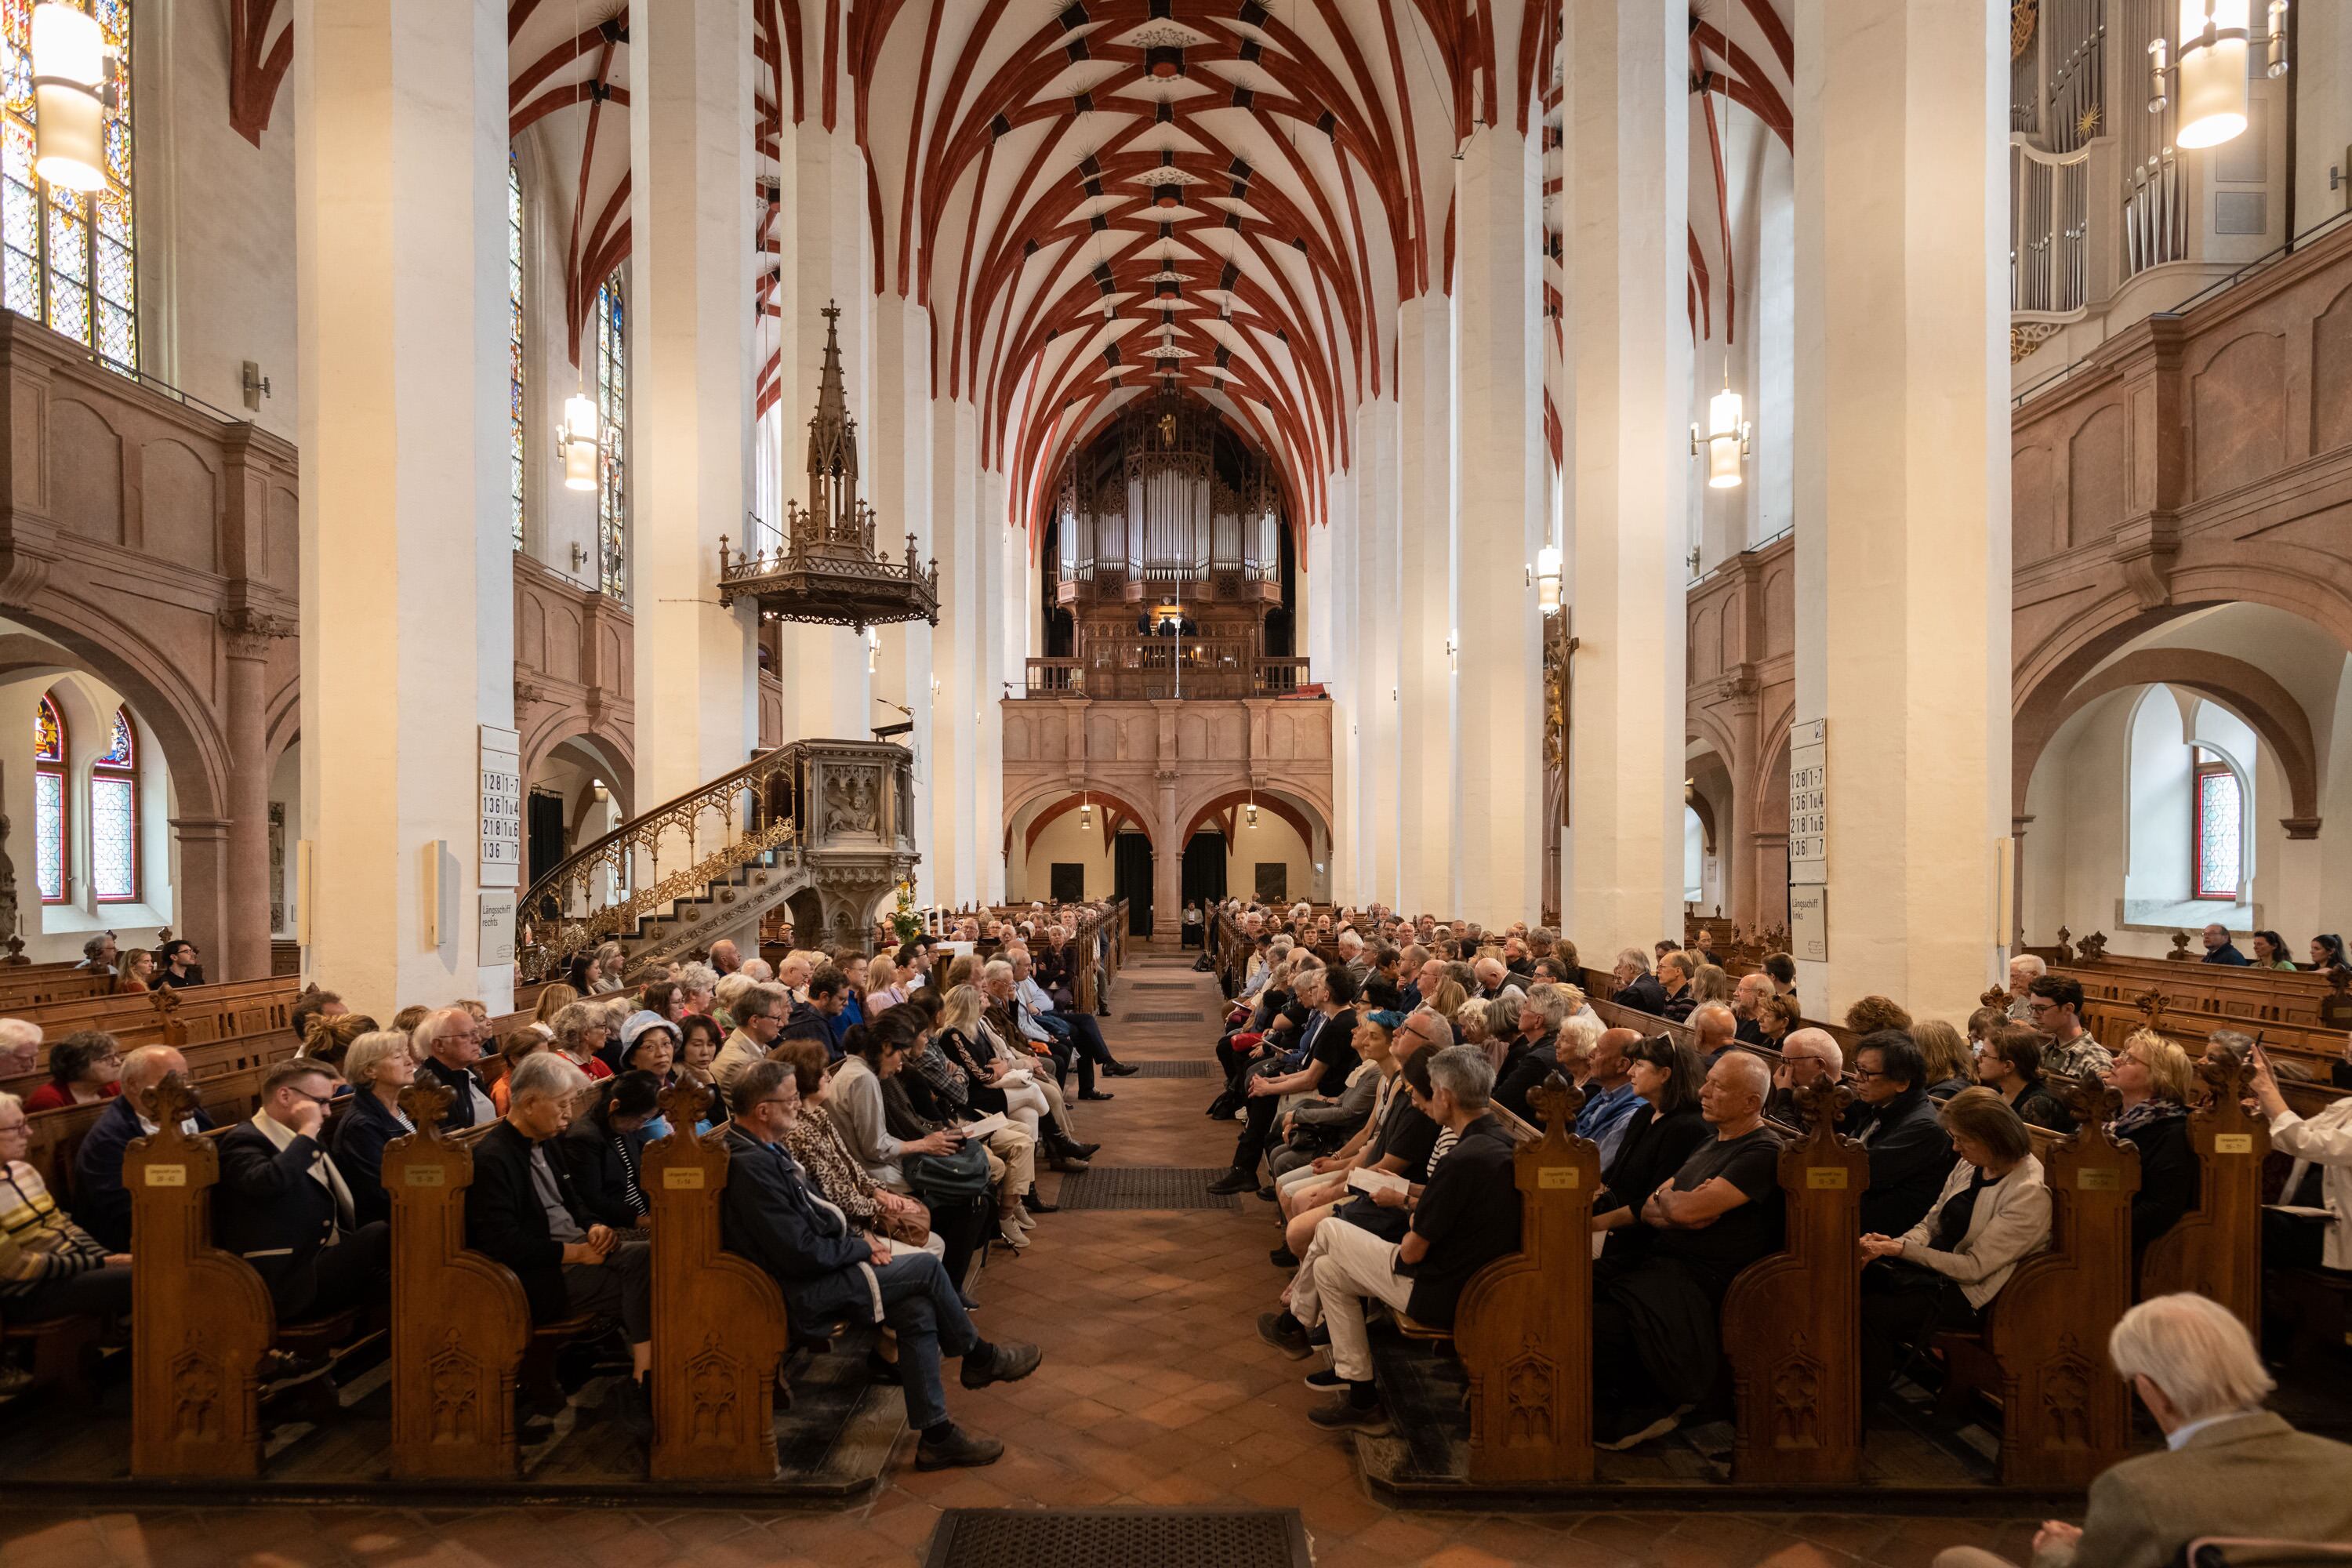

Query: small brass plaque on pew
left=664, top=1168, right=706, bottom=1189
left=405, top=1167, right=445, bottom=1187
left=1537, top=1167, right=1579, bottom=1189
left=2214, top=1134, right=2254, bottom=1154
left=143, top=1165, right=187, bottom=1187
left=2078, top=1169, right=2121, bottom=1191
left=1806, top=1167, right=1849, bottom=1189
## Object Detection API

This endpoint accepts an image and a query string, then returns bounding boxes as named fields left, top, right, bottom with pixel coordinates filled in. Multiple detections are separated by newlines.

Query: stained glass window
left=508, top=153, right=525, bottom=546
left=2193, top=753, right=2242, bottom=901
left=33, top=691, right=62, bottom=903
left=2, top=0, right=136, bottom=373
left=92, top=702, right=132, bottom=901
left=594, top=270, right=627, bottom=601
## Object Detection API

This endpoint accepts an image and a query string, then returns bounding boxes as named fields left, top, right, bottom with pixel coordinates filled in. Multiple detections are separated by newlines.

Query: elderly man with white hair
left=1587, top=1051, right=1787, bottom=1450
left=0, top=1018, right=39, bottom=1080
left=1933, top=1292, right=2352, bottom=1568
left=72, top=1044, right=213, bottom=1251
left=2005, top=953, right=2047, bottom=1023
left=413, top=1006, right=499, bottom=1129
left=1688, top=1002, right=1739, bottom=1066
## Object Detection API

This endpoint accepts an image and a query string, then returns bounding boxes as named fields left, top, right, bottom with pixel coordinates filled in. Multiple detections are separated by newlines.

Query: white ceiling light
left=31, top=5, right=111, bottom=194
left=560, top=390, right=599, bottom=490
left=2148, top=1, right=2288, bottom=151
left=1690, top=359, right=1751, bottom=489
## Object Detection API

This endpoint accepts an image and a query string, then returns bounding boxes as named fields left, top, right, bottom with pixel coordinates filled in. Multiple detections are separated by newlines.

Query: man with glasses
left=2025, top=975, right=2112, bottom=1080
left=1847, top=1031, right=1953, bottom=1238
left=216, top=1060, right=390, bottom=1321
left=414, top=1007, right=498, bottom=1129
left=712, top=982, right=792, bottom=1092
left=1767, top=1028, right=1845, bottom=1123
left=720, top=1061, right=1041, bottom=1471
left=0, top=1089, right=131, bottom=1323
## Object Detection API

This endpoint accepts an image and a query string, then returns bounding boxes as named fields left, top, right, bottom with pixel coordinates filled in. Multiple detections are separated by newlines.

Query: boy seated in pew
left=215, top=1059, right=391, bottom=1324
left=74, top=1045, right=212, bottom=1253
left=717, top=1061, right=1043, bottom=1472
left=1590, top=1051, right=1785, bottom=1451
left=0, top=1090, right=131, bottom=1323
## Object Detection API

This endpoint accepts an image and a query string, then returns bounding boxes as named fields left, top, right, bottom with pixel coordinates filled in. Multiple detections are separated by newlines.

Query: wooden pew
left=23, top=1036, right=299, bottom=1207
left=644, top=1081, right=790, bottom=1480
left=125, top=1073, right=278, bottom=1479
left=1450, top=1076, right=1600, bottom=1484
left=1721, top=1078, right=1867, bottom=1483
left=383, top=1083, right=533, bottom=1479
left=2140, top=1055, right=2268, bottom=1334
left=1948, top=1081, right=2140, bottom=1488
left=0, top=969, right=113, bottom=1011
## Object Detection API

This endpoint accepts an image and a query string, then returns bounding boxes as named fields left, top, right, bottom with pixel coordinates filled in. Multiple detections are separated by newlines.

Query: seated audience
left=1857, top=1089, right=2050, bottom=1396
left=2004, top=954, right=2045, bottom=1023
left=1492, top=985, right=1572, bottom=1121
left=677, top=1013, right=724, bottom=1079
left=151, top=939, right=205, bottom=990
left=1688, top=1003, right=1737, bottom=1067
left=1931, top=1293, right=2352, bottom=1568
left=1761, top=951, right=1798, bottom=1006
left=770, top=1036, right=953, bottom=1261
left=2026, top=975, right=2111, bottom=1080
left=1261, top=1044, right=1522, bottom=1434
left=1653, top=950, right=1697, bottom=1023
left=829, top=1014, right=968, bottom=1193
left=546, top=1003, right=618, bottom=1082
left=74, top=1045, right=210, bottom=1251
left=413, top=1007, right=498, bottom=1128
left=299, top=1013, right=378, bottom=1085
left=1609, top=948, right=1668, bottom=1014
left=1210, top=970, right=1361, bottom=1196
left=558, top=1071, right=662, bottom=1229
left=718, top=1060, right=1040, bottom=1470
left=1573, top=1027, right=1645, bottom=1166
left=1273, top=1025, right=1448, bottom=1265
left=289, top=986, right=348, bottom=1047
left=1976, top=1024, right=2074, bottom=1132
left=1690, top=963, right=1733, bottom=1008
left=712, top=983, right=791, bottom=1091
left=22, top=1031, right=121, bottom=1113
left=114, top=949, right=156, bottom=993
left=0, top=1018, right=39, bottom=1080
left=466, top=1051, right=652, bottom=1419
left=1844, top=994, right=1913, bottom=1036
left=2314, top=933, right=2350, bottom=974
left=673, top=962, right=719, bottom=1018
left=328, top=1030, right=419, bottom=1227
left=706, top=938, right=742, bottom=978
left=615, top=1011, right=680, bottom=1084
left=1850, top=1030, right=1955, bottom=1236
left=1913, top=1019, right=1975, bottom=1102
left=1589, top=1051, right=1785, bottom=1449
left=1766, top=1028, right=1843, bottom=1125
left=2198, top=923, right=2251, bottom=966
left=2105, top=1029, right=2201, bottom=1271
left=2249, top=929, right=2298, bottom=971
left=2249, top=1039, right=2352, bottom=1272
left=1732, top=971, right=1777, bottom=1045
left=1590, top=1036, right=1711, bottom=1257
left=1272, top=1016, right=1390, bottom=1181
left=0, top=1090, right=131, bottom=1320
left=798, top=966, right=854, bottom=1057
left=216, top=1059, right=391, bottom=1321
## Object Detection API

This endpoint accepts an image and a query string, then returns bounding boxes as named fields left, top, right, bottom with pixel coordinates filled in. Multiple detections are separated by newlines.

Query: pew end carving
left=1452, top=1073, right=1599, bottom=1485
left=383, top=1081, right=534, bottom=1479
left=2140, top=1054, right=2268, bottom=1334
left=644, top=1080, right=789, bottom=1481
left=126, top=1072, right=275, bottom=1479
left=1722, top=1076, right=1866, bottom=1484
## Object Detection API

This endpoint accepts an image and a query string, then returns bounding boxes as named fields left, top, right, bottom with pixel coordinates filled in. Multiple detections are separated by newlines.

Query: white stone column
left=929, top=399, right=982, bottom=904
left=977, top=467, right=1010, bottom=903
left=1450, top=124, right=1547, bottom=927
left=294, top=0, right=510, bottom=1013
left=1394, top=296, right=1454, bottom=917
left=1563, top=0, right=1690, bottom=953
left=628, top=0, right=757, bottom=807
left=774, top=116, right=874, bottom=742
left=1356, top=397, right=1402, bottom=908
left=1313, top=481, right=1355, bottom=902
left=1791, top=0, right=2009, bottom=1015
left=871, top=298, right=935, bottom=900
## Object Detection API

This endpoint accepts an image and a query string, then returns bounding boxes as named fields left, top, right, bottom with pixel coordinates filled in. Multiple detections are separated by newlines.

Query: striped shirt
left=0, top=1160, right=108, bottom=1296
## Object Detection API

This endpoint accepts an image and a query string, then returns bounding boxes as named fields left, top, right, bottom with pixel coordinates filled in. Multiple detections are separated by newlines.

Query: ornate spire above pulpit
left=718, top=300, right=939, bottom=632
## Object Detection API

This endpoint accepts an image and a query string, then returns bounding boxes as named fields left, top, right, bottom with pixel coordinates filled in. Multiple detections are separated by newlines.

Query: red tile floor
left=0, top=946, right=2049, bottom=1567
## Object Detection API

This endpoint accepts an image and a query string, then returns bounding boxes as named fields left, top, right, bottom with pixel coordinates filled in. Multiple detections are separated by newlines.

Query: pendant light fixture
left=1691, top=358, right=1751, bottom=489
left=2148, top=1, right=2288, bottom=151
left=30, top=4, right=111, bottom=194
left=1078, top=792, right=1092, bottom=831
left=1535, top=545, right=1563, bottom=616
left=560, top=389, right=599, bottom=490
left=1245, top=789, right=1259, bottom=829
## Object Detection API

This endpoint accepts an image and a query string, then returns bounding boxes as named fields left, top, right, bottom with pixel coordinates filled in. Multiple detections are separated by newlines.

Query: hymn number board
left=1788, top=719, right=1828, bottom=962
left=479, top=725, right=522, bottom=890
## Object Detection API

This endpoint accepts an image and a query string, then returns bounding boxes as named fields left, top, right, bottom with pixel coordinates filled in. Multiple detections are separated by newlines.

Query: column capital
left=217, top=608, right=296, bottom=660
left=169, top=815, right=234, bottom=843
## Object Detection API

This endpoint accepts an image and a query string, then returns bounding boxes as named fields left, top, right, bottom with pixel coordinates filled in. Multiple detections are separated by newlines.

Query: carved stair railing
left=514, top=738, right=917, bottom=982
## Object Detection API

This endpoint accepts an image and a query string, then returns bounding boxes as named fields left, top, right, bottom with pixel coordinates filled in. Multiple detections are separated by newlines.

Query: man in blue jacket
left=74, top=1045, right=213, bottom=1252
left=718, top=1060, right=1041, bottom=1470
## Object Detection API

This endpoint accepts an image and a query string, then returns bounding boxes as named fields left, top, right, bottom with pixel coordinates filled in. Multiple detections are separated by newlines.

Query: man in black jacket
left=1609, top=949, right=1670, bottom=1015
left=1263, top=1044, right=1521, bottom=1434
left=74, top=1045, right=212, bottom=1251
left=465, top=1051, right=653, bottom=1413
left=412, top=1007, right=497, bottom=1129
left=1848, top=1031, right=1954, bottom=1237
left=1493, top=984, right=1571, bottom=1123
left=214, top=1059, right=388, bottom=1320
left=719, top=1061, right=1041, bottom=1471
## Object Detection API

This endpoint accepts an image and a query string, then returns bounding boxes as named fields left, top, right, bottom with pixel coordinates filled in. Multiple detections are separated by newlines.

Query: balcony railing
left=1019, top=645, right=1315, bottom=701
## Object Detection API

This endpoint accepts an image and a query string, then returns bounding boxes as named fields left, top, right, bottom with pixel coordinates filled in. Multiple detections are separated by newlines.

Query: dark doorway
left=1182, top=831, right=1228, bottom=909
left=527, top=791, right=568, bottom=892
left=1049, top=862, right=1087, bottom=902
left=1112, top=831, right=1155, bottom=935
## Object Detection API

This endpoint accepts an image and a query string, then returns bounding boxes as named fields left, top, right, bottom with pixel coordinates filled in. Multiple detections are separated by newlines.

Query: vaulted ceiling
left=230, top=0, right=1794, bottom=544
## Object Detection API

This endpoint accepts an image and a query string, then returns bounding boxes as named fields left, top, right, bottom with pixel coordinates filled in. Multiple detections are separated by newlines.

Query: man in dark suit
left=719, top=1061, right=1041, bottom=1471
left=465, top=1051, right=653, bottom=1418
left=1847, top=1031, right=1954, bottom=1237
left=213, top=1059, right=389, bottom=1321
left=1609, top=949, right=1670, bottom=1014
left=412, top=1007, right=497, bottom=1129
left=74, top=1045, right=214, bottom=1252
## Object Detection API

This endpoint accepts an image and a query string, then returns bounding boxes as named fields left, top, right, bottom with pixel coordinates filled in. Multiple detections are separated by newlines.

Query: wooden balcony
left=1020, top=642, right=1312, bottom=701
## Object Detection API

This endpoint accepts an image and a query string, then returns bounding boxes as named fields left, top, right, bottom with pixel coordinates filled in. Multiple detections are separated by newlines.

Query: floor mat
left=1051, top=1166, right=1240, bottom=1211
left=924, top=1508, right=1308, bottom=1568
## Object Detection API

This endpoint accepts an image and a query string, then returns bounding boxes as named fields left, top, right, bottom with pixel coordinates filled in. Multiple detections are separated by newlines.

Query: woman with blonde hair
left=330, top=1030, right=419, bottom=1226
left=1912, top=1018, right=1975, bottom=1102
left=299, top=1012, right=380, bottom=1080
left=529, top=982, right=582, bottom=1038
left=1691, top=963, right=1736, bottom=1007
left=866, top=952, right=907, bottom=1012
left=2106, top=1029, right=2201, bottom=1268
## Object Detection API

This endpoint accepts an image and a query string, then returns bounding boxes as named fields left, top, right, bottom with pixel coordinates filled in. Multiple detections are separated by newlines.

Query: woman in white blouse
left=1856, top=1087, right=2053, bottom=1396
left=2250, top=1040, right=2352, bottom=1272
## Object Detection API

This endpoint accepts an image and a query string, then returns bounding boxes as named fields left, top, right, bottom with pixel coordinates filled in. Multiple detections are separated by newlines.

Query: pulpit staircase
left=514, top=738, right=918, bottom=982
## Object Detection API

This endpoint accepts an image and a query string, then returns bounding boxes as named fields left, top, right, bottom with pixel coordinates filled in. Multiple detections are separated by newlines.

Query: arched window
left=32, top=693, right=63, bottom=905
left=90, top=705, right=135, bottom=902
left=2, top=0, right=137, bottom=372
left=508, top=152, right=526, bottom=545
left=2192, top=746, right=2242, bottom=901
left=594, top=270, right=627, bottom=600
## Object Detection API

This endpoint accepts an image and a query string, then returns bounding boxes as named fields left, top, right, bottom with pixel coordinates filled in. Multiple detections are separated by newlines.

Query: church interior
left=3, top=0, right=2352, bottom=1564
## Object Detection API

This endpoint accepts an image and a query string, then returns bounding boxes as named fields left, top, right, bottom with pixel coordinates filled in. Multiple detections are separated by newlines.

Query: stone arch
left=0, top=611, right=228, bottom=819
left=1007, top=783, right=1158, bottom=856
left=1178, top=787, right=1320, bottom=850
